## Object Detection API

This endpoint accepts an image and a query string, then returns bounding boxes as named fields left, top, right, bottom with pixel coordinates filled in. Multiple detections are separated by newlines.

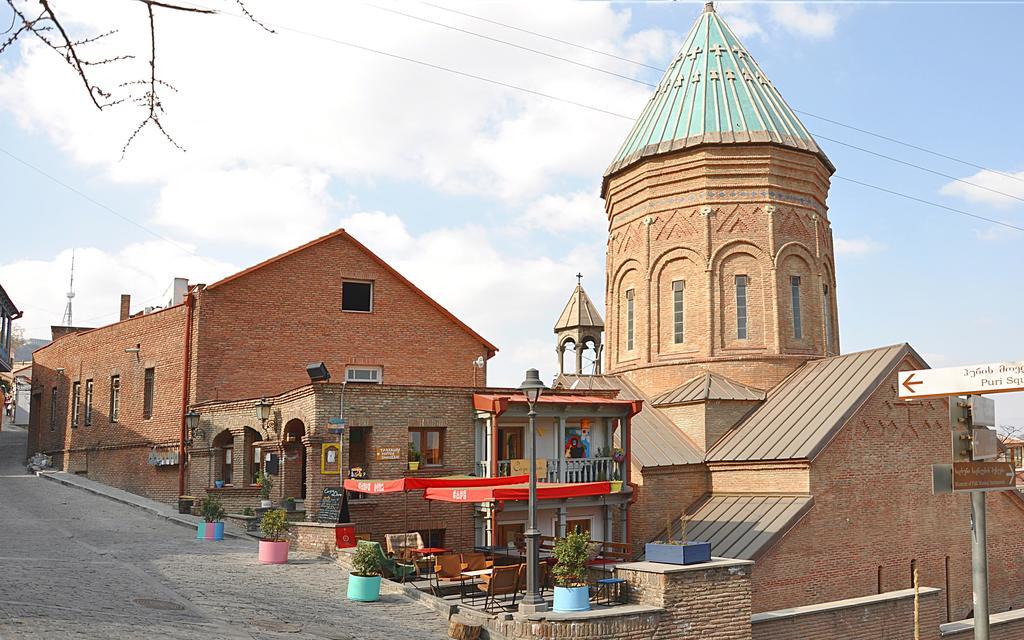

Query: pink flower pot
left=258, top=540, right=289, bottom=564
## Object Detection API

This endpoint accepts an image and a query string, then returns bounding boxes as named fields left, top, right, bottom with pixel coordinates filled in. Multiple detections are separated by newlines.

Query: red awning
left=424, top=481, right=613, bottom=503
left=344, top=474, right=530, bottom=494
left=473, top=393, right=641, bottom=415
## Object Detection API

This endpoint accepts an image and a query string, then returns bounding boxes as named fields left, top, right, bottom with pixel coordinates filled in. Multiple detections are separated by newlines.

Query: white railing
left=478, top=457, right=621, bottom=484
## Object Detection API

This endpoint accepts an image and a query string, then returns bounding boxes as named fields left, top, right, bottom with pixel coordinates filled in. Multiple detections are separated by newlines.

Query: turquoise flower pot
left=347, top=574, right=382, bottom=602
left=553, top=585, right=590, bottom=612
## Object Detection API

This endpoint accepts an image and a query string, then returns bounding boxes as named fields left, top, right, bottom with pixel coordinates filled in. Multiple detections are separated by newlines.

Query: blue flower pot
left=553, top=585, right=590, bottom=612
left=645, top=541, right=711, bottom=565
left=214, top=480, right=225, bottom=488
left=347, top=574, right=382, bottom=602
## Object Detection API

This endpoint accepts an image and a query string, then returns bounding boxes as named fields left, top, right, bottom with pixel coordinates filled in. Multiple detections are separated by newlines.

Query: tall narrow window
left=110, top=375, right=120, bottom=423
left=944, top=556, right=951, bottom=622
left=143, top=368, right=155, bottom=419
left=71, top=382, right=80, bottom=428
left=625, top=289, right=635, bottom=351
left=735, top=275, right=749, bottom=340
left=84, top=380, right=93, bottom=426
left=49, top=386, right=57, bottom=431
left=672, top=280, right=685, bottom=344
left=823, top=283, right=833, bottom=350
left=251, top=444, right=264, bottom=484
left=790, top=276, right=803, bottom=339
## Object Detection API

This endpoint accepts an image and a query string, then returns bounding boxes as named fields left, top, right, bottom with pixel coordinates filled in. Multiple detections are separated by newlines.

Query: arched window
left=244, top=426, right=264, bottom=485
left=735, top=275, right=749, bottom=339
left=790, top=275, right=803, bottom=339
left=625, top=289, right=635, bottom=351
left=672, top=280, right=685, bottom=344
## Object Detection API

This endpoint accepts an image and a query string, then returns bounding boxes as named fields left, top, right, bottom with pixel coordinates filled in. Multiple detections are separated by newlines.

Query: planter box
left=553, top=585, right=590, bottom=612
left=347, top=574, right=382, bottom=602
left=258, top=540, right=289, bottom=564
left=645, top=541, right=711, bottom=565
left=196, top=522, right=225, bottom=541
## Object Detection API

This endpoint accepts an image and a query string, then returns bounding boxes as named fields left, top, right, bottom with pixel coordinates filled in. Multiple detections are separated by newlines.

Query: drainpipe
left=178, top=290, right=195, bottom=497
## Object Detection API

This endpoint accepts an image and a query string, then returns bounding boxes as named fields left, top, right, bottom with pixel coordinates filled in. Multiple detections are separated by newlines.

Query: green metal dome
left=605, top=2, right=832, bottom=179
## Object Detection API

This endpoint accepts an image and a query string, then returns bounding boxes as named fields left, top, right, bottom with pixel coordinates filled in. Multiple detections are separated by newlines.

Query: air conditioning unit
left=345, top=367, right=381, bottom=383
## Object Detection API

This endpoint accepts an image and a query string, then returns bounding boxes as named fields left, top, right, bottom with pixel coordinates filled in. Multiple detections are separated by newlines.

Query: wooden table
left=412, top=547, right=449, bottom=556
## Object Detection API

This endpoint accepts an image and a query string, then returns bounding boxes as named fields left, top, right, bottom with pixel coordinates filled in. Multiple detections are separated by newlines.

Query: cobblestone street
left=0, top=425, right=450, bottom=640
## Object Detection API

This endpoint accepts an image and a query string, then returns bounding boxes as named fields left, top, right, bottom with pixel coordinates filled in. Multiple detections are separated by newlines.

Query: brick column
left=616, top=559, right=754, bottom=640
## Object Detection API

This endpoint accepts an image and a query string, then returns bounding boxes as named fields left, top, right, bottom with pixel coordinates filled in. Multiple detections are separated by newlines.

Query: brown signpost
left=951, top=461, right=1016, bottom=492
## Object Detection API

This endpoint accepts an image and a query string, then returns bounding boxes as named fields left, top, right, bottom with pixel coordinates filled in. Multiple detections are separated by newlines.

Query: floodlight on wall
left=306, top=362, right=331, bottom=383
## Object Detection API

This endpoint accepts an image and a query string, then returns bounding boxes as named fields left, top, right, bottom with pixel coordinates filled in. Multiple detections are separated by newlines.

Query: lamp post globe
left=518, top=368, right=548, bottom=613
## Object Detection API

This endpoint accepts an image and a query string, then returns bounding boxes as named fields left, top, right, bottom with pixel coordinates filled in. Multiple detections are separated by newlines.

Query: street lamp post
left=518, top=368, right=548, bottom=614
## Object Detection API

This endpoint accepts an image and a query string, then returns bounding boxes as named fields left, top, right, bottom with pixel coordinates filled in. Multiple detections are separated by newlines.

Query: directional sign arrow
left=902, top=373, right=923, bottom=395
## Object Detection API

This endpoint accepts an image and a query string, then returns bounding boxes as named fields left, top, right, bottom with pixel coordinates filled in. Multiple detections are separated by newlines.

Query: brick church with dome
left=554, top=1, right=1024, bottom=621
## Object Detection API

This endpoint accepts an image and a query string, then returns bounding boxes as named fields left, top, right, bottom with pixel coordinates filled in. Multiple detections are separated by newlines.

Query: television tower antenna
left=61, top=250, right=76, bottom=326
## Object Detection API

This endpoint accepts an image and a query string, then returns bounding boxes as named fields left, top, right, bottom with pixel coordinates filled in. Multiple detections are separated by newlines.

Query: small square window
left=342, top=281, right=373, bottom=312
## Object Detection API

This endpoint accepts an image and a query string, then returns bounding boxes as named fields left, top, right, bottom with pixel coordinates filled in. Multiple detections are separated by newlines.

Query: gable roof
left=556, top=374, right=703, bottom=467
left=664, top=494, right=814, bottom=561
left=707, top=344, right=921, bottom=462
left=604, top=2, right=831, bottom=185
left=652, top=372, right=765, bottom=406
left=206, top=228, right=498, bottom=357
left=554, top=284, right=604, bottom=332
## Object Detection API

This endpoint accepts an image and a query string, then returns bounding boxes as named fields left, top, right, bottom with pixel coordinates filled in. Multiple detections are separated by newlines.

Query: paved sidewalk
left=1, top=427, right=451, bottom=639
left=38, top=470, right=248, bottom=539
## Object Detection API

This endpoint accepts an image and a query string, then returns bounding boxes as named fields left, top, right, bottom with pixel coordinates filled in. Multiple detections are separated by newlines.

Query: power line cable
left=363, top=2, right=651, bottom=88
left=833, top=175, right=1024, bottom=233
left=418, top=1, right=1024, bottom=186
left=0, top=145, right=211, bottom=261
left=419, top=0, right=664, bottom=72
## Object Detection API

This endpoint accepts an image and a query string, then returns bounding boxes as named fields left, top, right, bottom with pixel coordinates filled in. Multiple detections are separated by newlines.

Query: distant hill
left=15, top=339, right=50, bottom=361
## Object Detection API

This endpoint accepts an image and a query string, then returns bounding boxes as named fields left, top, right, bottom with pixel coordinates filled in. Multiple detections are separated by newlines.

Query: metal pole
left=971, top=490, right=990, bottom=640
left=520, top=403, right=547, bottom=613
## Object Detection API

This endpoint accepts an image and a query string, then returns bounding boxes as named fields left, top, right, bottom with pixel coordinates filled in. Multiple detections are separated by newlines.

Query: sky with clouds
left=1, top=0, right=1022, bottom=426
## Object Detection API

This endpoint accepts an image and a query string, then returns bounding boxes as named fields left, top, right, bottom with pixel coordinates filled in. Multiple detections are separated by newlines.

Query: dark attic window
left=342, top=281, right=373, bottom=312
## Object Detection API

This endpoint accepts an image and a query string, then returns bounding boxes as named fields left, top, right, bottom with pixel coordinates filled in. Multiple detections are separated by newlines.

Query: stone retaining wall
left=941, top=609, right=1024, bottom=639
left=751, top=587, right=943, bottom=640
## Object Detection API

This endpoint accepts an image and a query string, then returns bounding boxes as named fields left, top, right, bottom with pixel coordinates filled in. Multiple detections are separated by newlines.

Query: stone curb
left=37, top=471, right=247, bottom=540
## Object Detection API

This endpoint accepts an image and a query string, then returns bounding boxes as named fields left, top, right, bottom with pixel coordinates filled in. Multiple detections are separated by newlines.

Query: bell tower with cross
left=554, top=274, right=605, bottom=376
left=600, top=1, right=840, bottom=397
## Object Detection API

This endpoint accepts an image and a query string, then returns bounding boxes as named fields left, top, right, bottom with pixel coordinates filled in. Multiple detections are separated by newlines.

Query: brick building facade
left=554, top=2, right=1024, bottom=635
left=29, top=229, right=497, bottom=504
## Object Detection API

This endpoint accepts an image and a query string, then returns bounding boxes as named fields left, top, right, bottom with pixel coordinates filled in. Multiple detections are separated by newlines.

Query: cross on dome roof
left=604, top=2, right=832, bottom=182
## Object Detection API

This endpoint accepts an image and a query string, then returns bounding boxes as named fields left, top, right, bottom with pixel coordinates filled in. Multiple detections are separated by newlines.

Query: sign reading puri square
left=898, top=361, right=1024, bottom=399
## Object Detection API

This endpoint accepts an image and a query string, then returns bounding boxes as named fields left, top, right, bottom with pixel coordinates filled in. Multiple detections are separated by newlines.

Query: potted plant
left=256, top=470, right=273, bottom=508
left=258, top=509, right=291, bottom=564
left=282, top=496, right=296, bottom=512
left=214, top=479, right=225, bottom=489
left=552, top=529, right=592, bottom=612
left=408, top=442, right=421, bottom=471
left=347, top=540, right=384, bottom=602
left=645, top=513, right=711, bottom=565
left=196, top=495, right=226, bottom=541
left=609, top=467, right=623, bottom=493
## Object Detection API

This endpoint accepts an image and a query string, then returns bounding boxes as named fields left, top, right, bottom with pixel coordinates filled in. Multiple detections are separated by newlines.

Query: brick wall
left=191, top=230, right=493, bottom=403
left=603, top=144, right=838, bottom=400
left=617, top=558, right=753, bottom=640
left=189, top=383, right=480, bottom=552
left=630, top=463, right=708, bottom=556
left=29, top=306, right=187, bottom=502
left=749, top=355, right=1024, bottom=618
left=709, top=461, right=810, bottom=494
left=751, top=588, right=943, bottom=640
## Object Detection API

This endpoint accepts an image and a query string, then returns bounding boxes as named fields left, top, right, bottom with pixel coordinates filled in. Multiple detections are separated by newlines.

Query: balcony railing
left=477, top=457, right=621, bottom=484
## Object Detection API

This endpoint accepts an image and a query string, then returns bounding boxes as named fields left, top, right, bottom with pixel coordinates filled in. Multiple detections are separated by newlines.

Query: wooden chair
left=476, top=564, right=521, bottom=613
left=432, top=553, right=465, bottom=596
left=462, top=552, right=492, bottom=572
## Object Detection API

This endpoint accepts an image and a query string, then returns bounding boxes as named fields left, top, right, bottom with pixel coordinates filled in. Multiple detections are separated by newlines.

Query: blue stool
left=596, top=578, right=626, bottom=606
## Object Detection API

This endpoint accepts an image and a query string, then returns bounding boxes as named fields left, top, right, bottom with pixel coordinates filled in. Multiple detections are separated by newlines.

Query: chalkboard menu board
left=317, top=487, right=346, bottom=524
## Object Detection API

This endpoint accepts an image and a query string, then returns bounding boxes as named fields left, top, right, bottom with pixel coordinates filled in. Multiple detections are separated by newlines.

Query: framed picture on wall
left=321, top=443, right=341, bottom=475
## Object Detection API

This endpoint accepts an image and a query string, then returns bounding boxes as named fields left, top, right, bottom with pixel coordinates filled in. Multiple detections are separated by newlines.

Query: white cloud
left=835, top=236, right=883, bottom=256
left=521, top=191, right=606, bottom=234
left=0, top=243, right=237, bottom=338
left=337, top=211, right=604, bottom=386
left=153, top=166, right=336, bottom=249
left=0, top=0, right=668, bottom=241
left=940, top=169, right=1024, bottom=210
left=769, top=3, right=840, bottom=39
